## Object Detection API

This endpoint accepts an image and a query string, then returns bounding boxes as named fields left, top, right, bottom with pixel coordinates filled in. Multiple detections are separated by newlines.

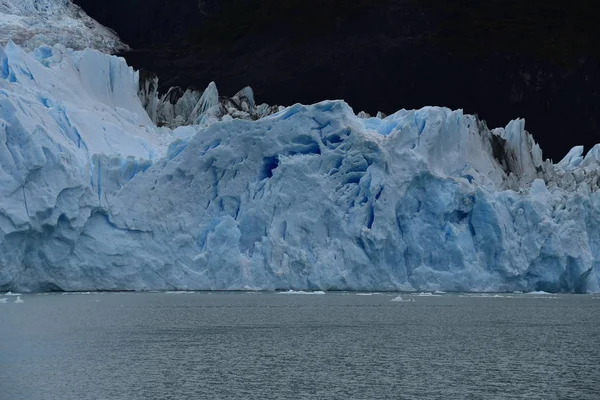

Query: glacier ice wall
left=0, top=0, right=128, bottom=52
left=0, top=43, right=599, bottom=293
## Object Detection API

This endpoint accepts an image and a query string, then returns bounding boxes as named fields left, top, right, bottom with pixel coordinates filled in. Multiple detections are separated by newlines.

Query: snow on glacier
left=0, top=0, right=128, bottom=53
left=0, top=42, right=599, bottom=293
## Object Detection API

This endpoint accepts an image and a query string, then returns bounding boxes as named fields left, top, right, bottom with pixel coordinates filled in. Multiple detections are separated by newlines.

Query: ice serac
left=0, top=43, right=599, bottom=293
left=139, top=78, right=284, bottom=129
left=0, top=0, right=127, bottom=52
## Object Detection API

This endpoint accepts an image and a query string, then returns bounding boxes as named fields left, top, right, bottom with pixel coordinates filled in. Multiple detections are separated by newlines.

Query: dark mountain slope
left=74, top=0, right=599, bottom=161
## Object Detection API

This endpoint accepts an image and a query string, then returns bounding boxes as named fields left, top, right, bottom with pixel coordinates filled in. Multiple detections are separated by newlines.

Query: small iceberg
left=14, top=296, right=24, bottom=304
left=391, top=295, right=415, bottom=302
left=416, top=292, right=442, bottom=297
left=278, top=290, right=326, bottom=295
left=0, top=298, right=7, bottom=303
left=5, top=292, right=23, bottom=296
left=62, top=292, right=92, bottom=295
left=164, top=291, right=195, bottom=294
left=524, top=291, right=559, bottom=298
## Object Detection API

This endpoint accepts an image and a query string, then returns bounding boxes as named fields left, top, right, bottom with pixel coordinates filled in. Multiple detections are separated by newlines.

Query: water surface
left=1, top=292, right=598, bottom=399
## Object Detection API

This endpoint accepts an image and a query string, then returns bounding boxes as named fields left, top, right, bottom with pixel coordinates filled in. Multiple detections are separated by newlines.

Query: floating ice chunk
left=5, top=292, right=22, bottom=296
left=278, top=290, right=326, bottom=295
left=391, top=295, right=415, bottom=302
left=61, top=292, right=92, bottom=295
left=164, top=291, right=195, bottom=294
left=526, top=291, right=555, bottom=295
left=0, top=298, right=7, bottom=303
left=14, top=295, right=23, bottom=303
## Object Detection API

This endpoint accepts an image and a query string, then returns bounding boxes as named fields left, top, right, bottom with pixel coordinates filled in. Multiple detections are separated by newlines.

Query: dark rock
left=74, top=0, right=600, bottom=161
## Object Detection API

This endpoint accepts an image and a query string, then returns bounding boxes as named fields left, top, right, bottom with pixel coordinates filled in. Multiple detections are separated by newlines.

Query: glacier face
left=0, top=42, right=599, bottom=293
left=0, top=0, right=127, bottom=53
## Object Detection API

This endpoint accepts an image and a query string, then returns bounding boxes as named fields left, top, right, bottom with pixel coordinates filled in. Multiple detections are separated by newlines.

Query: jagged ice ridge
left=138, top=70, right=285, bottom=129
left=1, top=42, right=599, bottom=293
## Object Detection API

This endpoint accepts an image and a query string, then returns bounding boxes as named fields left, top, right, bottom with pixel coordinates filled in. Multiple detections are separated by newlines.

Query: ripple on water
left=0, top=293, right=598, bottom=400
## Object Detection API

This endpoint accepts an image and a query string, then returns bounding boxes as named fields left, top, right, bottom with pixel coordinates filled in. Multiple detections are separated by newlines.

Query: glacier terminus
left=1, top=42, right=599, bottom=293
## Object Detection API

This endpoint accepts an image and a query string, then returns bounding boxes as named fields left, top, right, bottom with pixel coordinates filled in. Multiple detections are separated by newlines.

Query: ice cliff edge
left=1, top=42, right=599, bottom=293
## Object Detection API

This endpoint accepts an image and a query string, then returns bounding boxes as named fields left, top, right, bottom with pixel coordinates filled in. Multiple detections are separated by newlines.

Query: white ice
left=391, top=296, right=414, bottom=302
left=0, top=0, right=128, bottom=53
left=278, top=290, right=326, bottom=295
left=60, top=292, right=92, bottom=295
left=0, top=43, right=600, bottom=293
left=164, top=291, right=196, bottom=294
left=525, top=291, right=556, bottom=295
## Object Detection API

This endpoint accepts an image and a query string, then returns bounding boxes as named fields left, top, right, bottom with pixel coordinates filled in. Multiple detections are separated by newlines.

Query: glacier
left=0, top=0, right=127, bottom=53
left=0, top=42, right=599, bottom=293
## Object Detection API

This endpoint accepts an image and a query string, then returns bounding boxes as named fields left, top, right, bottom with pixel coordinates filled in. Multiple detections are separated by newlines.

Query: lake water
left=1, top=292, right=599, bottom=399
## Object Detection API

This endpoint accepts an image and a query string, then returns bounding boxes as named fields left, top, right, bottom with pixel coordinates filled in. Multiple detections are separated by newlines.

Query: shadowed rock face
left=74, top=0, right=600, bottom=161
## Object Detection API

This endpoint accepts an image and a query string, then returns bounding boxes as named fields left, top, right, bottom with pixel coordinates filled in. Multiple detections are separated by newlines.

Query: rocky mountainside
left=74, top=0, right=599, bottom=161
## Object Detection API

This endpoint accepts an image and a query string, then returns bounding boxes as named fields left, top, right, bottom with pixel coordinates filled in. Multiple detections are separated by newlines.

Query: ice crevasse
left=0, top=42, right=599, bottom=293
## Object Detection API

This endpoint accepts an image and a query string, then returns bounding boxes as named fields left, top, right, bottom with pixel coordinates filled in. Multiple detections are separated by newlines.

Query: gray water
left=1, top=292, right=599, bottom=400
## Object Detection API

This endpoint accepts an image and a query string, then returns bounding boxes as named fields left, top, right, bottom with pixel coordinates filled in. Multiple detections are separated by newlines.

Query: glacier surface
left=1, top=42, right=599, bottom=293
left=0, top=0, right=127, bottom=52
